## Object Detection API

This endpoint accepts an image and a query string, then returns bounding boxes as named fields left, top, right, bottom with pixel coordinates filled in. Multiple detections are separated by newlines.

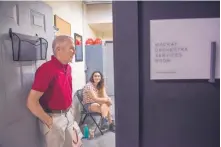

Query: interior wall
left=86, top=3, right=112, bottom=23
left=96, top=31, right=113, bottom=41
left=86, top=3, right=113, bottom=41
left=45, top=1, right=96, bottom=92
left=139, top=2, right=220, bottom=147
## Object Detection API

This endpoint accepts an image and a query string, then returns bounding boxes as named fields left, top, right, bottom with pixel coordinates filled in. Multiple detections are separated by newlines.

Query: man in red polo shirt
left=26, top=35, right=75, bottom=147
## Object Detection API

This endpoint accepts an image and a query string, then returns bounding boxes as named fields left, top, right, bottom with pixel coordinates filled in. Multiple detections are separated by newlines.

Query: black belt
left=44, top=108, right=70, bottom=113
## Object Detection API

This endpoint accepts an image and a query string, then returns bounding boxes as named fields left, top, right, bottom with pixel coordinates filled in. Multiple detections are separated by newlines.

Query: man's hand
left=44, top=115, right=53, bottom=129
left=27, top=90, right=53, bottom=128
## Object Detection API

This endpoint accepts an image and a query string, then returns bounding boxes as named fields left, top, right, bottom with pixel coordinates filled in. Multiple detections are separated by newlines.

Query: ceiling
left=89, top=23, right=112, bottom=33
left=83, top=0, right=112, bottom=4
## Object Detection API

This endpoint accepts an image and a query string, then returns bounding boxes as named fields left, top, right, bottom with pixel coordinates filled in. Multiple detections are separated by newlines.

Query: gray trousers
left=39, top=110, right=74, bottom=147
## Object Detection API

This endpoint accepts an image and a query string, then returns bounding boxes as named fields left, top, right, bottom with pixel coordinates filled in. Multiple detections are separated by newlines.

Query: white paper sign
left=150, top=18, right=220, bottom=80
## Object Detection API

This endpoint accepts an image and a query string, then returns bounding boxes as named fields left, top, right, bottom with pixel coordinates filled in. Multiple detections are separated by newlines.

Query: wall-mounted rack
left=9, top=28, right=48, bottom=61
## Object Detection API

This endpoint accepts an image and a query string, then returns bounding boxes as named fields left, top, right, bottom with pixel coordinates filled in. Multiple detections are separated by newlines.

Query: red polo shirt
left=32, top=56, right=72, bottom=110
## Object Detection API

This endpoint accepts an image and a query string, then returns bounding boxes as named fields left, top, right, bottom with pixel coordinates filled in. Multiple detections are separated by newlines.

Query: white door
left=0, top=1, right=53, bottom=147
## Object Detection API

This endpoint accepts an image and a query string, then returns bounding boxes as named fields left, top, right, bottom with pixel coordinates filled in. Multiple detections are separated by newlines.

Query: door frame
left=112, top=2, right=140, bottom=147
left=103, top=40, right=114, bottom=96
left=104, top=40, right=113, bottom=43
left=113, top=1, right=220, bottom=147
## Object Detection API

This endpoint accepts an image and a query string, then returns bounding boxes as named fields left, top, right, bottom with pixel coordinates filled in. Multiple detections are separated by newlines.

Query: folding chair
left=75, top=89, right=104, bottom=135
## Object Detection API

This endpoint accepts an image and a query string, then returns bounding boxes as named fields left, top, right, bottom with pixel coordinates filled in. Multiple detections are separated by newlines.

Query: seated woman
left=82, top=71, right=115, bottom=132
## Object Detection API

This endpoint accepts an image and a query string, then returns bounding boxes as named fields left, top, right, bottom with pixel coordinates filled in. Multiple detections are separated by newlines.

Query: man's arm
left=26, top=89, right=52, bottom=128
left=27, top=64, right=53, bottom=128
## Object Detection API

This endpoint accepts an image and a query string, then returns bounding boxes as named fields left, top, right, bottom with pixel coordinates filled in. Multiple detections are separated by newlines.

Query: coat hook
left=9, top=28, right=13, bottom=38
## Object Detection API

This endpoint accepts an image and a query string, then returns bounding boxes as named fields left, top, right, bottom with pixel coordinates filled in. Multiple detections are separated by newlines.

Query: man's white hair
left=52, top=35, right=74, bottom=55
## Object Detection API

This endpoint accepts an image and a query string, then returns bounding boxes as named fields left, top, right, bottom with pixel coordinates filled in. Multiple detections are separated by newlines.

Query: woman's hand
left=104, top=98, right=109, bottom=103
left=101, top=98, right=112, bottom=106
left=106, top=98, right=112, bottom=106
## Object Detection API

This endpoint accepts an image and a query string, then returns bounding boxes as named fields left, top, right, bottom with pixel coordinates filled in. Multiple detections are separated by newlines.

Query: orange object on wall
left=85, top=38, right=94, bottom=45
left=94, top=38, right=102, bottom=45
left=76, top=39, right=81, bottom=46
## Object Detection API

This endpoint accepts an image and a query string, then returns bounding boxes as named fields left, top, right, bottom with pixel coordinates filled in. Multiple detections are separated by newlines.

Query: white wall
left=96, top=31, right=113, bottom=41
left=45, top=1, right=96, bottom=92
left=86, top=3, right=112, bottom=23
left=86, top=4, right=113, bottom=40
left=44, top=1, right=113, bottom=92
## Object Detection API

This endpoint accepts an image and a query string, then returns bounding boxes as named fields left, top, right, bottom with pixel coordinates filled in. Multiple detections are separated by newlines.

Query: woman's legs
left=89, top=103, right=113, bottom=124
left=107, top=111, right=113, bottom=124
left=101, top=103, right=114, bottom=124
left=89, top=103, right=101, bottom=113
left=100, top=103, right=110, bottom=118
left=87, top=102, right=115, bottom=131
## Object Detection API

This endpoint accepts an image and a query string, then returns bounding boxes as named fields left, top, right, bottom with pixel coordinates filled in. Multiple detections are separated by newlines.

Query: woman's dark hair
left=89, top=71, right=104, bottom=91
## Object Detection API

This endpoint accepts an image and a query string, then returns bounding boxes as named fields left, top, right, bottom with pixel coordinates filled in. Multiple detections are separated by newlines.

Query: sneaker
left=109, top=122, right=115, bottom=132
left=100, top=117, right=109, bottom=130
